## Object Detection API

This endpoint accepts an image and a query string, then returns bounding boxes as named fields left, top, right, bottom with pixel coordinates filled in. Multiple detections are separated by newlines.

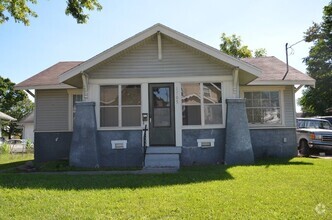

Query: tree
left=299, top=2, right=332, bottom=116
left=220, top=33, right=267, bottom=58
left=0, top=76, right=34, bottom=138
left=0, top=0, right=102, bottom=26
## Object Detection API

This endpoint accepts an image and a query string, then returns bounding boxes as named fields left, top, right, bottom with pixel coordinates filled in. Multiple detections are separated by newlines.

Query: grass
left=0, top=153, right=34, bottom=171
left=0, top=156, right=331, bottom=219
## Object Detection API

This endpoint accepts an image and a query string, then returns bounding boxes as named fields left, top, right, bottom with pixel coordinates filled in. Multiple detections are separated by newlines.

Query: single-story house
left=18, top=111, right=35, bottom=142
left=15, top=24, right=315, bottom=168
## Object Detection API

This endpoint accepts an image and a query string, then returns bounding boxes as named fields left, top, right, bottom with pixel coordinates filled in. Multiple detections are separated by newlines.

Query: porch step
left=144, top=147, right=182, bottom=169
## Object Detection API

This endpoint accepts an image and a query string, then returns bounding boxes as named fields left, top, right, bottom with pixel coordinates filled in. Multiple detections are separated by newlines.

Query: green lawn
left=0, top=156, right=331, bottom=219
left=0, top=153, right=34, bottom=171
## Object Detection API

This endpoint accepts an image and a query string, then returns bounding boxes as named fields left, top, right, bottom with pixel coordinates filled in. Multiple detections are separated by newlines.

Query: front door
left=149, top=83, right=175, bottom=146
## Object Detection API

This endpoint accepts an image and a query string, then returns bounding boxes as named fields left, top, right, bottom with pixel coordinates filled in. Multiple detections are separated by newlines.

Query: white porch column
left=232, top=67, right=239, bottom=98
left=82, top=72, right=89, bottom=101
left=174, top=82, right=182, bottom=146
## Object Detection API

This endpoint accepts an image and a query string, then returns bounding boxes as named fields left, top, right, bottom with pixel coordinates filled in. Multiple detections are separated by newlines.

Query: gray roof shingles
left=242, top=56, right=313, bottom=82
left=15, top=61, right=82, bottom=88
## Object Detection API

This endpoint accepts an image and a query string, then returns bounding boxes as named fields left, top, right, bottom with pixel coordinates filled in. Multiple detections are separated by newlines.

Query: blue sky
left=0, top=0, right=329, bottom=108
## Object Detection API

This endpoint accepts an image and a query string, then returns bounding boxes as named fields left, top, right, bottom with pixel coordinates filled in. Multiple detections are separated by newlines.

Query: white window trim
left=240, top=86, right=285, bottom=127
left=99, top=84, right=142, bottom=129
left=68, top=89, right=83, bottom=131
left=181, top=82, right=225, bottom=128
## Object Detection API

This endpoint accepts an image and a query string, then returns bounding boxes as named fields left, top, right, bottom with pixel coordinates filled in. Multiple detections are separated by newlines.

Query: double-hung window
left=100, top=85, right=141, bottom=127
left=181, top=82, right=222, bottom=126
left=244, top=91, right=281, bottom=125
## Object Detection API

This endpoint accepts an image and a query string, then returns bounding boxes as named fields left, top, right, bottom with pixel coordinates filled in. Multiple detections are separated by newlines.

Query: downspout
left=282, top=43, right=289, bottom=80
left=82, top=72, right=89, bottom=101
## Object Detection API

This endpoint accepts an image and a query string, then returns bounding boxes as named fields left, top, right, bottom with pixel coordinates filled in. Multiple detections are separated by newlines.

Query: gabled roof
left=59, top=23, right=261, bottom=83
left=242, top=56, right=315, bottom=86
left=15, top=62, right=82, bottom=90
left=18, top=112, right=34, bottom=124
left=0, top=111, right=16, bottom=121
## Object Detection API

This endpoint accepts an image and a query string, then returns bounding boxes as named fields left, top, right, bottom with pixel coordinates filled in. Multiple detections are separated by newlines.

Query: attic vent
left=197, top=139, right=215, bottom=148
left=111, top=140, right=127, bottom=149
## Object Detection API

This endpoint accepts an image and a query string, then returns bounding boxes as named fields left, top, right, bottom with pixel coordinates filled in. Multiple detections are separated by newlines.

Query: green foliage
left=0, top=0, right=37, bottom=26
left=254, top=48, right=267, bottom=57
left=300, top=2, right=332, bottom=116
left=0, top=76, right=34, bottom=138
left=0, top=142, right=10, bottom=154
left=220, top=33, right=267, bottom=58
left=0, top=0, right=102, bottom=25
left=0, top=157, right=331, bottom=218
left=25, top=139, right=34, bottom=153
left=65, top=0, right=102, bottom=24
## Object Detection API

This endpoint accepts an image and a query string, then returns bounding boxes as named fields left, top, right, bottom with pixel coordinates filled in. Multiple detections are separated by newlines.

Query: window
left=72, top=94, right=83, bottom=120
left=100, top=85, right=141, bottom=127
left=182, top=83, right=222, bottom=126
left=68, top=91, right=83, bottom=130
left=244, top=91, right=281, bottom=125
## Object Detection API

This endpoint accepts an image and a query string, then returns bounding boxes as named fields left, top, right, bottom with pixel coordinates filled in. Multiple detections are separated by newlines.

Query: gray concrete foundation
left=225, top=99, right=254, bottom=165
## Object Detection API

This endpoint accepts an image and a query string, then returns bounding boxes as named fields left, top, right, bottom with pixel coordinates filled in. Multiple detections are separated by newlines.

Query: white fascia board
left=59, top=23, right=261, bottom=83
left=14, top=84, right=76, bottom=90
left=249, top=80, right=316, bottom=86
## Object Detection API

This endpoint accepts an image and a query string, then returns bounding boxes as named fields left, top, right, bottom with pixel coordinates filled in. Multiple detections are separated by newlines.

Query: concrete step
left=144, top=146, right=182, bottom=169
left=145, top=154, right=180, bottom=168
left=146, top=146, right=182, bottom=154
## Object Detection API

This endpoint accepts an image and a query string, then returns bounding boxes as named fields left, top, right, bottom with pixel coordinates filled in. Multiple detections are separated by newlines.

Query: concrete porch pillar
left=225, top=99, right=254, bottom=165
left=69, top=102, right=99, bottom=168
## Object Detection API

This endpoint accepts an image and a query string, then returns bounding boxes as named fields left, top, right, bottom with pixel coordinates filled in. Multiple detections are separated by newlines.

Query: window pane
left=270, top=91, right=279, bottom=99
left=263, top=108, right=281, bottom=124
left=182, top=106, right=201, bottom=125
left=182, top=83, right=201, bottom=105
left=253, top=92, right=261, bottom=99
left=261, top=91, right=270, bottom=99
left=153, top=87, right=170, bottom=107
left=203, top=83, right=222, bottom=104
left=72, top=94, right=83, bottom=114
left=122, top=85, right=141, bottom=105
left=246, top=99, right=253, bottom=107
left=253, top=108, right=262, bottom=123
left=122, top=107, right=141, bottom=126
left=246, top=109, right=254, bottom=123
left=244, top=92, right=252, bottom=99
left=153, top=108, right=171, bottom=127
left=100, top=86, right=118, bottom=106
left=100, top=107, right=118, bottom=127
left=204, top=105, right=222, bottom=124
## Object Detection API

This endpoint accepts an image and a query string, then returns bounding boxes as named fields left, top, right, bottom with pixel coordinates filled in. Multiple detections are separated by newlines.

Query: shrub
left=25, top=139, right=34, bottom=153
left=0, top=143, right=11, bottom=154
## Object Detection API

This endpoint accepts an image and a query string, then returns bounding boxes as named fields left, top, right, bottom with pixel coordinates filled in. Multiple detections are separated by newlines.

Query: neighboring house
left=0, top=111, right=16, bottom=139
left=15, top=24, right=315, bottom=168
left=18, top=112, right=34, bottom=142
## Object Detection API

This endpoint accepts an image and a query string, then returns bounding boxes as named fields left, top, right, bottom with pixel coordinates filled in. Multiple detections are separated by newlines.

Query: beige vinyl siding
left=89, top=34, right=233, bottom=79
left=283, top=86, right=296, bottom=127
left=35, top=90, right=69, bottom=131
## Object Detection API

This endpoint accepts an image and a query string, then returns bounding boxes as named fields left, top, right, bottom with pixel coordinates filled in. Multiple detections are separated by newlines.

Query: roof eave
left=248, top=80, right=316, bottom=86
left=14, top=83, right=76, bottom=90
